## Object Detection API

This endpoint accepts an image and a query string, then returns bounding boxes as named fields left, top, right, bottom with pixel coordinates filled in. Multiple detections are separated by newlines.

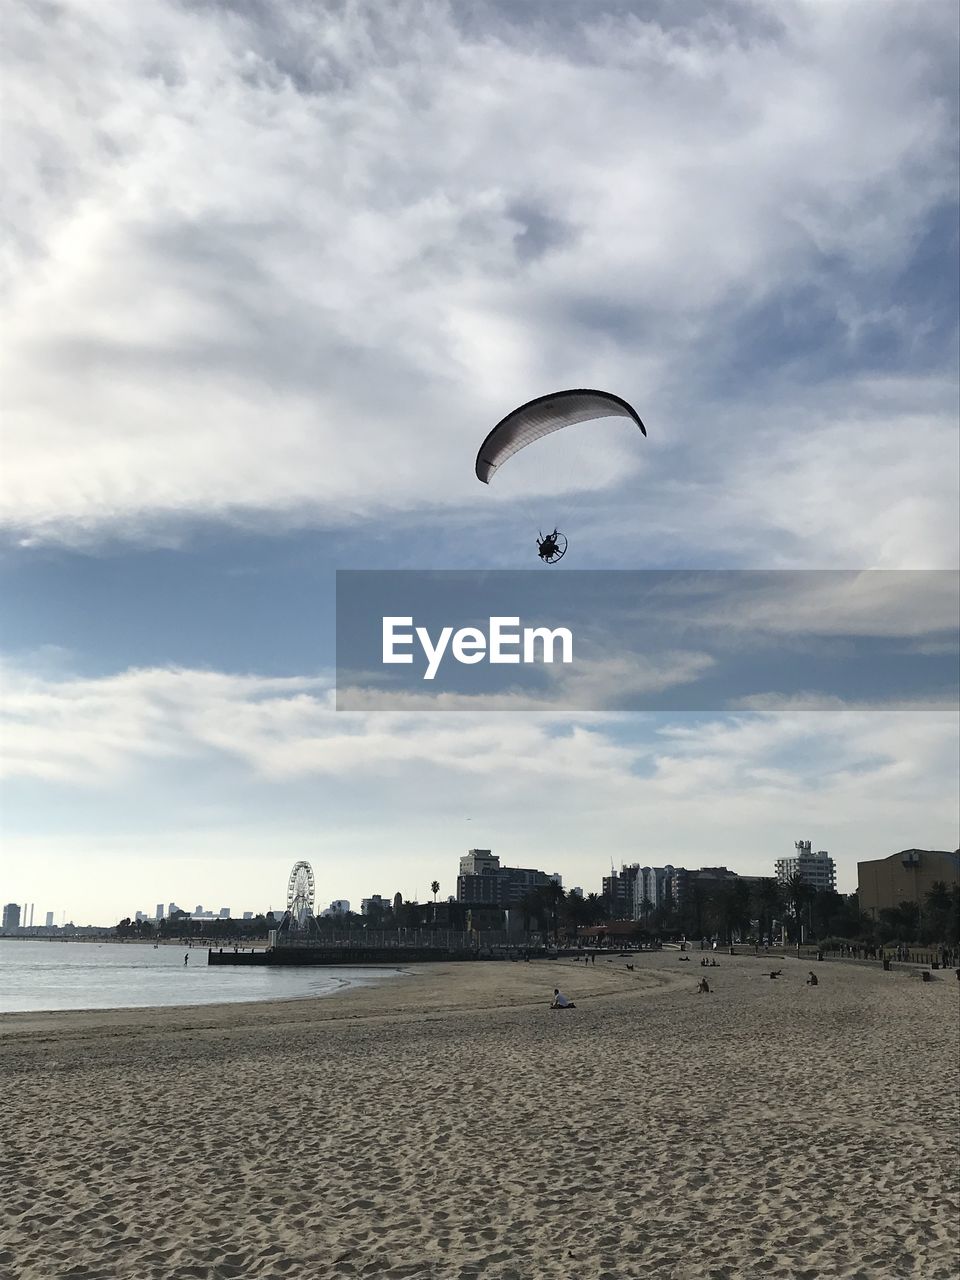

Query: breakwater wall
left=207, top=946, right=487, bottom=967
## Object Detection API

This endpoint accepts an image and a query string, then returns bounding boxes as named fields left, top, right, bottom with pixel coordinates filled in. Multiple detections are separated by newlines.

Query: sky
left=2, top=0, right=958, bottom=924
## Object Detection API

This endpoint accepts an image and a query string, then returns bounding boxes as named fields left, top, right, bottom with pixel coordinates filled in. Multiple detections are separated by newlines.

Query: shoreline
left=3, top=952, right=958, bottom=1280
left=0, top=964, right=416, bottom=1030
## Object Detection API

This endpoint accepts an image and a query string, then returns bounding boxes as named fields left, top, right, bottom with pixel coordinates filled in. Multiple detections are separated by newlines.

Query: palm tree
left=518, top=890, right=540, bottom=936
left=429, top=880, right=441, bottom=927
left=541, top=881, right=566, bottom=944
left=753, top=878, right=782, bottom=945
left=784, top=873, right=811, bottom=944
left=561, top=892, right=592, bottom=932
left=585, top=892, right=607, bottom=925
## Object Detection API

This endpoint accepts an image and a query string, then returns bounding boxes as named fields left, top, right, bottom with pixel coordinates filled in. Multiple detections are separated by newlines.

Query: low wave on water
left=0, top=939, right=402, bottom=1013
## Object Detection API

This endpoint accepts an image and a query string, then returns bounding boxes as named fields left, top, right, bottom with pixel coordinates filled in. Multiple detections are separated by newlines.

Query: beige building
left=857, top=848, right=959, bottom=919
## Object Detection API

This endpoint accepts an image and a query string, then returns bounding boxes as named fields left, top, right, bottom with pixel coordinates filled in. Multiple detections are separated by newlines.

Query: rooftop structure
left=459, top=849, right=499, bottom=877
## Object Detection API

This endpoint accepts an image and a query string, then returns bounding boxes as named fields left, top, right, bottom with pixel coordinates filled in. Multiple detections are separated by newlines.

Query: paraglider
left=536, top=529, right=566, bottom=563
left=475, top=389, right=646, bottom=563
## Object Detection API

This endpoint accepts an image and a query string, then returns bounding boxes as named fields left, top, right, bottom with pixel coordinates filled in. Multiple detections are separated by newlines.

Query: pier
left=207, top=944, right=487, bottom=966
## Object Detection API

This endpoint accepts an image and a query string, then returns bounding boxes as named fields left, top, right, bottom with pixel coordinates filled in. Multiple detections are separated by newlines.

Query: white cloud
left=1, top=662, right=956, bottom=921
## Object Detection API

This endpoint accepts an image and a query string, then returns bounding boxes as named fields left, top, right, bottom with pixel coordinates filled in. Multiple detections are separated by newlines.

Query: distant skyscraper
left=155, top=904, right=164, bottom=920
left=218, top=907, right=230, bottom=918
left=775, top=841, right=836, bottom=892
left=2, top=904, right=21, bottom=931
left=45, top=911, right=54, bottom=928
left=242, top=911, right=253, bottom=920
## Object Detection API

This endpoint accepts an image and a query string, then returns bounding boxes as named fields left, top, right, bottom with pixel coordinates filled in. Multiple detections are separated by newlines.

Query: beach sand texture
left=0, top=952, right=957, bottom=1280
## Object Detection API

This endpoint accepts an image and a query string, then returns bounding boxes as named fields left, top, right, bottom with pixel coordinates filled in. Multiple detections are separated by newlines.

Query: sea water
left=0, top=939, right=404, bottom=1013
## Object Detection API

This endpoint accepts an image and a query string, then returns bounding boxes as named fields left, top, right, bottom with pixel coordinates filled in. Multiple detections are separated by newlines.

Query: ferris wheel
left=286, top=860, right=316, bottom=929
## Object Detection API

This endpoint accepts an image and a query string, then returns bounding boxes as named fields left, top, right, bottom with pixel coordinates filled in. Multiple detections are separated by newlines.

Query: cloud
left=640, top=569, right=960, bottom=638
left=2, top=0, right=956, bottom=567
left=337, top=647, right=717, bottom=711
left=3, top=661, right=956, bottom=813
left=0, top=662, right=637, bottom=784
left=2, top=659, right=956, bottom=919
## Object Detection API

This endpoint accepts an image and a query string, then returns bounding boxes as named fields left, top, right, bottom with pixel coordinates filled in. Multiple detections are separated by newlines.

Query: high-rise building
left=242, top=911, right=253, bottom=920
left=45, top=911, right=54, bottom=928
left=632, top=866, right=679, bottom=917
left=218, top=907, right=230, bottom=919
left=775, top=841, right=836, bottom=892
left=2, top=904, right=21, bottom=931
left=457, top=850, right=560, bottom=906
left=602, top=865, right=640, bottom=917
left=155, top=904, right=164, bottom=920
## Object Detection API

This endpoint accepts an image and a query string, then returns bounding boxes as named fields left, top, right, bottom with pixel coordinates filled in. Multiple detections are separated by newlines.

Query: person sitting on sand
left=697, top=978, right=710, bottom=993
left=806, top=971, right=818, bottom=986
left=551, top=988, right=576, bottom=1009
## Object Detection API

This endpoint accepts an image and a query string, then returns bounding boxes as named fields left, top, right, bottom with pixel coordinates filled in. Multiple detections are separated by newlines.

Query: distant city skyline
left=5, top=836, right=958, bottom=929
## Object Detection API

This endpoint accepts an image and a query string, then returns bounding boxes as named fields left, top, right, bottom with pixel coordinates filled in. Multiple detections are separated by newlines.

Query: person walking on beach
left=184, top=953, right=189, bottom=965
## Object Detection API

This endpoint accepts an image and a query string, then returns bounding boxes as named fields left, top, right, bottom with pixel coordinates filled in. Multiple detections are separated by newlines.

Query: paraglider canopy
left=475, top=388, right=646, bottom=484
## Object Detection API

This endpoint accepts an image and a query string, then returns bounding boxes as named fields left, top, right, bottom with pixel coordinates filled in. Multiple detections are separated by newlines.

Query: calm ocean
left=0, top=939, right=403, bottom=1013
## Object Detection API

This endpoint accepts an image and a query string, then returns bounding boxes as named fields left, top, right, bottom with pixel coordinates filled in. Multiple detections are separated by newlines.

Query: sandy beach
left=1, top=951, right=957, bottom=1280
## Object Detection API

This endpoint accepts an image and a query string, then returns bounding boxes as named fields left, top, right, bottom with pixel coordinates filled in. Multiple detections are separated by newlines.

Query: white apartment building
left=632, top=865, right=678, bottom=918
left=775, top=840, right=836, bottom=892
